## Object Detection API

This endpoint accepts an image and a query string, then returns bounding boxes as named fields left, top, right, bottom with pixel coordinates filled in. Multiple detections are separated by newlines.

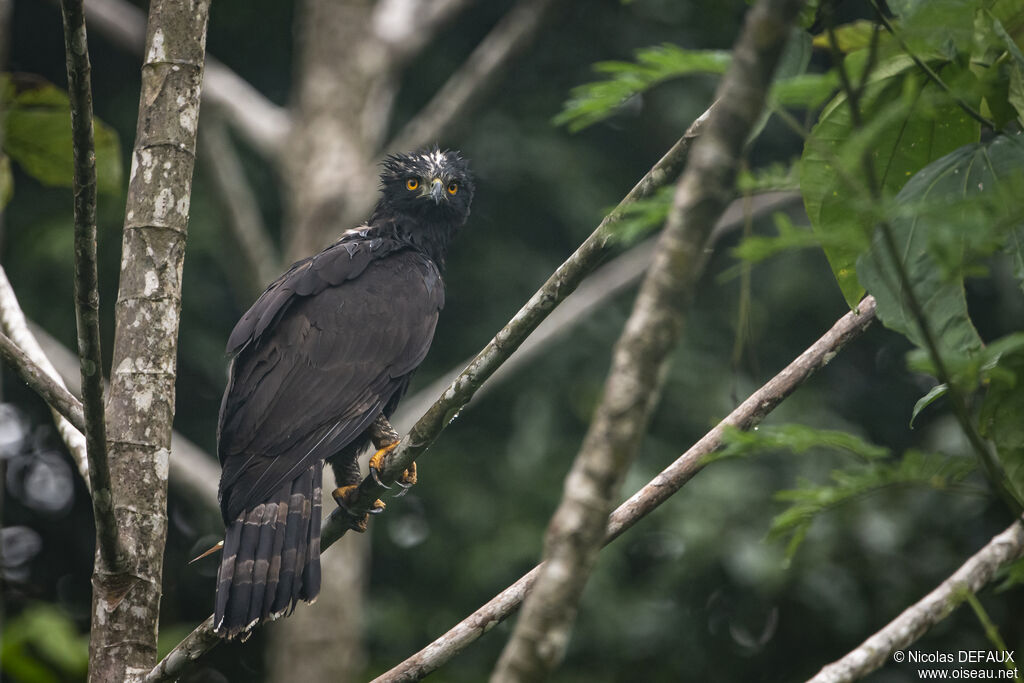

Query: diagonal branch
left=146, top=106, right=712, bottom=683
left=59, top=0, right=120, bottom=572
left=0, top=268, right=90, bottom=493
left=0, top=331, right=85, bottom=433
left=81, top=0, right=290, bottom=160
left=322, top=107, right=715, bottom=547
left=387, top=0, right=564, bottom=155
left=492, top=1, right=804, bottom=678
left=807, top=516, right=1024, bottom=683
left=393, top=190, right=800, bottom=430
left=376, top=297, right=878, bottom=682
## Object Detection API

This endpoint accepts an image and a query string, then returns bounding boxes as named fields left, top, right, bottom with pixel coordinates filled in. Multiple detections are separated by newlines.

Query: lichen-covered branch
left=59, top=0, right=121, bottom=578
left=89, top=1, right=210, bottom=680
left=491, top=2, right=803, bottom=679
left=0, top=268, right=91, bottom=493
left=146, top=112, right=710, bottom=683
left=375, top=298, right=877, bottom=682
left=82, top=0, right=289, bottom=160
left=807, top=517, right=1024, bottom=683
left=388, top=0, right=563, bottom=156
left=0, top=330, right=85, bottom=432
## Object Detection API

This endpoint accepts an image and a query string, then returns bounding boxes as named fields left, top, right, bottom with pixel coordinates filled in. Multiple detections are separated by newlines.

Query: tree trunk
left=88, top=2, right=209, bottom=680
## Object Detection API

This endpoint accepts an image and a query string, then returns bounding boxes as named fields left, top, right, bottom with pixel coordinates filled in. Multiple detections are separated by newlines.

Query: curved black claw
left=370, top=466, right=392, bottom=489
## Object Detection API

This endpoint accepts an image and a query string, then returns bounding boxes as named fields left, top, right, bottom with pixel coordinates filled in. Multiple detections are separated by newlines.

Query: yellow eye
left=406, top=178, right=419, bottom=190
left=447, top=182, right=458, bottom=195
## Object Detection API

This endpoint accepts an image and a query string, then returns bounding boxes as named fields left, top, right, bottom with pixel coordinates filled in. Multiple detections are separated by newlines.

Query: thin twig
left=376, top=298, right=878, bottom=682
left=387, top=0, right=563, bottom=154
left=806, top=518, right=1024, bottom=683
left=146, top=107, right=713, bottom=683
left=59, top=0, right=120, bottom=572
left=492, top=1, right=804, bottom=678
left=0, top=331, right=85, bottom=432
left=0, top=268, right=90, bottom=493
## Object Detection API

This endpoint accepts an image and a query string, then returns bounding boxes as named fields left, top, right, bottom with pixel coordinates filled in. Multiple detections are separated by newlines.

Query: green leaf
left=857, top=135, right=1024, bottom=364
left=770, top=450, right=976, bottom=557
left=979, top=347, right=1024, bottom=505
left=709, top=424, right=890, bottom=465
left=1, top=77, right=123, bottom=195
left=554, top=45, right=731, bottom=132
left=748, top=29, right=813, bottom=145
left=801, top=64, right=982, bottom=308
left=736, top=161, right=800, bottom=193
left=910, top=383, right=948, bottom=427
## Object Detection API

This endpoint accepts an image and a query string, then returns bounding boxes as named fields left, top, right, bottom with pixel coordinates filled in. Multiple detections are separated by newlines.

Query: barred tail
left=214, top=464, right=322, bottom=640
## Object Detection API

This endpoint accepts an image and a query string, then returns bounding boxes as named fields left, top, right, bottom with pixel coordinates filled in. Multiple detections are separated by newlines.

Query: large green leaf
left=1, top=77, right=123, bottom=195
left=857, top=134, right=1024, bottom=362
left=800, top=66, right=982, bottom=308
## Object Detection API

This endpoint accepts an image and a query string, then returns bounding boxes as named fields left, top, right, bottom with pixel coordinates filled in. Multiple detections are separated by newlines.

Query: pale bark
left=492, top=1, right=804, bottom=678
left=88, top=1, right=209, bottom=680
left=376, top=298, right=878, bottom=682
left=807, top=518, right=1024, bottom=683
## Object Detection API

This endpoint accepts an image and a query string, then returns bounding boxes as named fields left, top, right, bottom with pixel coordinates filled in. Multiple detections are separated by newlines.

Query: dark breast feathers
left=213, top=233, right=444, bottom=637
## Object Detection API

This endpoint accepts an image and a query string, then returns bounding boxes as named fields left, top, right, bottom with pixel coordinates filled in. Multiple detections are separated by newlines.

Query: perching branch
left=321, top=108, right=715, bottom=548
left=388, top=0, right=564, bottom=155
left=492, top=1, right=803, bottom=678
left=81, top=0, right=289, bottom=160
left=807, top=517, right=1024, bottom=683
left=199, top=117, right=281, bottom=296
left=393, top=190, right=801, bottom=430
left=375, top=298, right=878, bottom=682
left=0, top=268, right=90, bottom=494
left=59, top=0, right=120, bottom=575
left=0, top=331, right=85, bottom=433
left=147, top=104, right=712, bottom=683
left=90, top=1, right=211, bottom=679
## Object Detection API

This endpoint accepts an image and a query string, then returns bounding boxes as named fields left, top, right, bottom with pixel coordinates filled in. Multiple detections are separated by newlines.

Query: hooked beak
left=429, top=178, right=444, bottom=204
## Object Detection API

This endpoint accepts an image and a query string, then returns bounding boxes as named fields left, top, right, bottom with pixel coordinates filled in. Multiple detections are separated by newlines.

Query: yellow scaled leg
left=332, top=484, right=385, bottom=533
left=368, top=442, right=417, bottom=492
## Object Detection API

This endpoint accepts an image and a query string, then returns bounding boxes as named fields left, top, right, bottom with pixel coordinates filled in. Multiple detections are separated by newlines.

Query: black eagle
left=213, top=149, right=474, bottom=639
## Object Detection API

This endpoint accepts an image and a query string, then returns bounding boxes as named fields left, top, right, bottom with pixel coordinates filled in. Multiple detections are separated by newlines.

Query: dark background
left=2, top=1, right=1022, bottom=681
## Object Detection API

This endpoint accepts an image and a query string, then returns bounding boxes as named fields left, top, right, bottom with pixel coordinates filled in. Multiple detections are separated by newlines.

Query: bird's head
left=377, top=148, right=474, bottom=227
